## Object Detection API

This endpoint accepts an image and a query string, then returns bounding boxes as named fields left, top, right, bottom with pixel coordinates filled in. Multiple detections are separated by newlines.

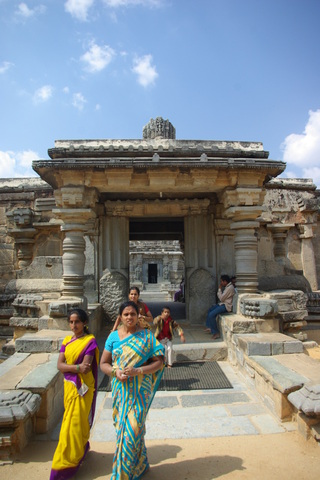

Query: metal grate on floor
left=98, top=361, right=233, bottom=392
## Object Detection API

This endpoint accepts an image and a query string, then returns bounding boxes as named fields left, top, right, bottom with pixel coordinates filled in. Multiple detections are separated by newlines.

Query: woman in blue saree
left=50, top=308, right=99, bottom=480
left=100, top=300, right=164, bottom=479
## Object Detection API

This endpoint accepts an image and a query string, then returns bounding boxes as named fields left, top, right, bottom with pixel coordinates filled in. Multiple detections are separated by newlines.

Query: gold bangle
left=111, top=366, right=117, bottom=378
left=139, top=367, right=143, bottom=375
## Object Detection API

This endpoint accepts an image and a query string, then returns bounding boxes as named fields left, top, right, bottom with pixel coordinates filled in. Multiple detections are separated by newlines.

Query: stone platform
left=1, top=318, right=320, bottom=460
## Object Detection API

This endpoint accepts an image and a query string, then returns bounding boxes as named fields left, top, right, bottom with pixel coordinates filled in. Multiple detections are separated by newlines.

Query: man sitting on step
left=204, top=274, right=235, bottom=340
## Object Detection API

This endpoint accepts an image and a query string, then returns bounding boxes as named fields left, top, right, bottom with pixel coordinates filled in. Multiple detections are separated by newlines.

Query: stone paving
left=51, top=360, right=295, bottom=444
left=66, top=322, right=298, bottom=443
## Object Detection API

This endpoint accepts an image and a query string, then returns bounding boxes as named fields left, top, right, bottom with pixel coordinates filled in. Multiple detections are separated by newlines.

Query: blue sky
left=1, top=0, right=320, bottom=187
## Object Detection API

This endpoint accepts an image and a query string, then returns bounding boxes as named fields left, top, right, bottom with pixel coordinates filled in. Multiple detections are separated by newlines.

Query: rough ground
left=1, top=432, right=320, bottom=480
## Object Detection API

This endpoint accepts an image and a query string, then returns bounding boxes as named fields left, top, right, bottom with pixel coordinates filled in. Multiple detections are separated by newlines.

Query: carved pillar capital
left=222, top=187, right=266, bottom=209
left=54, top=186, right=98, bottom=209
left=6, top=207, right=40, bottom=269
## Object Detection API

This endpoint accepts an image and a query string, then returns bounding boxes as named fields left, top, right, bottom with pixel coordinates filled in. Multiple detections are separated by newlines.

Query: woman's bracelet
left=111, top=366, right=117, bottom=378
left=76, top=364, right=80, bottom=373
left=139, top=367, right=143, bottom=375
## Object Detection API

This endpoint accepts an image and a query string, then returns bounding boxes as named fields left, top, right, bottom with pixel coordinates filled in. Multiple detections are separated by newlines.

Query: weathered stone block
left=0, top=391, right=41, bottom=424
left=288, top=384, right=320, bottom=416
left=283, top=341, right=304, bottom=354
left=9, top=317, right=38, bottom=329
left=281, top=310, right=308, bottom=322
left=240, top=296, right=278, bottom=318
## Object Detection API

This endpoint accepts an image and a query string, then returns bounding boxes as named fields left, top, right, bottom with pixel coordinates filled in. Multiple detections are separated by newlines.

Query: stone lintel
left=105, top=199, right=211, bottom=217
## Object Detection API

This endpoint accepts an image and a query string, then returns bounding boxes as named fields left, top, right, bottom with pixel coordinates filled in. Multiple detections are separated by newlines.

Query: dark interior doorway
left=148, top=264, right=157, bottom=283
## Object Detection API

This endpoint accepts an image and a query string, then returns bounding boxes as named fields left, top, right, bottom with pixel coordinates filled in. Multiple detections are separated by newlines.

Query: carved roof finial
left=143, top=117, right=176, bottom=140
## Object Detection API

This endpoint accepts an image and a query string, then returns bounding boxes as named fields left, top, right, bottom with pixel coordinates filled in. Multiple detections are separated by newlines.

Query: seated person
left=204, top=275, right=235, bottom=340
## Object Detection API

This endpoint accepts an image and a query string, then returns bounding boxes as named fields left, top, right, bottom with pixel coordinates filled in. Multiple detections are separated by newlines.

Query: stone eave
left=265, top=177, right=318, bottom=191
left=32, top=157, right=286, bottom=192
left=0, top=177, right=51, bottom=192
left=33, top=157, right=285, bottom=173
left=48, top=139, right=269, bottom=160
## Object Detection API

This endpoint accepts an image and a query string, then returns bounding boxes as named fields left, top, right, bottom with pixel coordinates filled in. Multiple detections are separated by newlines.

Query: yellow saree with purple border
left=106, top=329, right=164, bottom=479
left=50, top=333, right=99, bottom=480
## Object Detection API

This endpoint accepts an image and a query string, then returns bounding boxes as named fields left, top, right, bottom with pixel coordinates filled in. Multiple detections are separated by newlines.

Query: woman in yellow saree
left=100, top=300, right=164, bottom=479
left=50, top=308, right=99, bottom=480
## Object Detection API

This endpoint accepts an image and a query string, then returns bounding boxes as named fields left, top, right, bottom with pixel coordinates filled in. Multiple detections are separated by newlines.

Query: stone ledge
left=0, top=353, right=51, bottom=390
left=15, top=329, right=68, bottom=353
left=0, top=353, right=29, bottom=377
left=18, top=354, right=60, bottom=391
left=174, top=341, right=227, bottom=362
left=236, top=332, right=304, bottom=356
left=247, top=355, right=308, bottom=394
left=222, top=313, right=279, bottom=334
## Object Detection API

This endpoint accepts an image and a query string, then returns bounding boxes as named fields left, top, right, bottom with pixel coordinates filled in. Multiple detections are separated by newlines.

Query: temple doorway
left=129, top=218, right=185, bottom=304
left=148, top=264, right=157, bottom=283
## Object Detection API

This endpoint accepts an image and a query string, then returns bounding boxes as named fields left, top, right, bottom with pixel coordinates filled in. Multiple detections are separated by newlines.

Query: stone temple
left=0, top=117, right=320, bottom=456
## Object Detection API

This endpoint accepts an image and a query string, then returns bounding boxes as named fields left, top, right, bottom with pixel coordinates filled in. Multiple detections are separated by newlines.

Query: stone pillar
left=99, top=202, right=131, bottom=321
left=222, top=188, right=265, bottom=294
left=299, top=224, right=318, bottom=291
left=54, top=187, right=98, bottom=301
left=230, top=220, right=260, bottom=293
left=183, top=200, right=216, bottom=324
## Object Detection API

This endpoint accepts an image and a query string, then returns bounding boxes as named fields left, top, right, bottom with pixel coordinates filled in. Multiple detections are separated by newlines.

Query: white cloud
left=81, top=42, right=115, bottom=73
left=282, top=109, right=320, bottom=166
left=17, top=150, right=40, bottom=169
left=281, top=109, right=320, bottom=186
left=64, top=0, right=95, bottom=21
left=0, top=151, right=15, bottom=177
left=0, top=61, right=14, bottom=74
left=72, top=92, right=87, bottom=110
left=0, top=150, right=39, bottom=178
left=301, top=166, right=320, bottom=186
left=33, top=85, right=53, bottom=103
left=16, top=2, right=46, bottom=18
left=103, top=0, right=162, bottom=7
left=132, top=54, right=158, bottom=87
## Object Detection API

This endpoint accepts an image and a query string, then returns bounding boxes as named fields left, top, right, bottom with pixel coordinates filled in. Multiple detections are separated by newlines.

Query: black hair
left=161, top=306, right=171, bottom=313
left=129, top=286, right=140, bottom=295
left=119, top=300, right=139, bottom=316
left=221, top=274, right=231, bottom=283
left=67, top=308, right=90, bottom=334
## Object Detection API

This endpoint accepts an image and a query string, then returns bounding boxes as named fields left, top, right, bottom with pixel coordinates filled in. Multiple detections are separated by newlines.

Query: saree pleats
left=50, top=334, right=99, bottom=480
left=111, top=330, right=164, bottom=480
